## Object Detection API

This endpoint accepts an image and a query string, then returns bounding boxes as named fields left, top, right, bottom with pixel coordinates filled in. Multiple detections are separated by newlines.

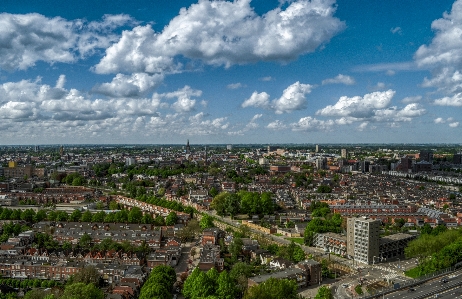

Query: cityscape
left=0, top=143, right=461, bottom=299
left=2, top=0, right=462, bottom=299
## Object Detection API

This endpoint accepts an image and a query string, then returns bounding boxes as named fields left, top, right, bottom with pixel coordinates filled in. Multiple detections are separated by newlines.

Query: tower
left=59, top=145, right=64, bottom=156
left=347, top=217, right=380, bottom=264
left=186, top=139, right=191, bottom=154
left=205, top=146, right=207, bottom=166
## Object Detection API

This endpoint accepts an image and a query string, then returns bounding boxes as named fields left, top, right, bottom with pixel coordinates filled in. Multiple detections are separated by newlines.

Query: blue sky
left=1, top=0, right=462, bottom=144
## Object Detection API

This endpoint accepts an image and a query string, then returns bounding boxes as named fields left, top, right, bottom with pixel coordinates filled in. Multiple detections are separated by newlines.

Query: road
left=382, top=269, right=462, bottom=299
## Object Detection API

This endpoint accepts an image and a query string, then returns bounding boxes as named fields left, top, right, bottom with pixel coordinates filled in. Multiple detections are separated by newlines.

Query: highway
left=383, top=269, right=462, bottom=299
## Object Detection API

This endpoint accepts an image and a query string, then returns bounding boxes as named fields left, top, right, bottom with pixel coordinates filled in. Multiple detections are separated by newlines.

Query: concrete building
left=341, top=149, right=348, bottom=159
left=454, top=153, right=462, bottom=165
left=419, top=150, right=433, bottom=163
left=226, top=145, right=233, bottom=150
left=315, top=145, right=321, bottom=153
left=316, top=157, right=328, bottom=170
left=347, top=217, right=381, bottom=264
left=379, top=233, right=415, bottom=260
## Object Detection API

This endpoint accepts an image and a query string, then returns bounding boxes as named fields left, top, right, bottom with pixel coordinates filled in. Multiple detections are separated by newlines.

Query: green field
left=287, top=237, right=304, bottom=244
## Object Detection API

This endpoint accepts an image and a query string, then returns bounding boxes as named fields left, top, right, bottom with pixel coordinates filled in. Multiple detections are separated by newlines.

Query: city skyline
left=1, top=0, right=462, bottom=144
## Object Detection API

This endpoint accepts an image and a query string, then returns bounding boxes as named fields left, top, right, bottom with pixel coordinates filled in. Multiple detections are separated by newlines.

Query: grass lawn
left=404, top=267, right=421, bottom=278
left=274, top=233, right=283, bottom=236
left=287, top=237, right=304, bottom=244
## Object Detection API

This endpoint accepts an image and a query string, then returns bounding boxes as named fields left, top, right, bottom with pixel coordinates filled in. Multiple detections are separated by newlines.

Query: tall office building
left=453, top=153, right=462, bottom=165
left=315, top=144, right=320, bottom=153
left=419, top=150, right=433, bottom=163
left=341, top=149, right=348, bottom=159
left=347, top=217, right=381, bottom=264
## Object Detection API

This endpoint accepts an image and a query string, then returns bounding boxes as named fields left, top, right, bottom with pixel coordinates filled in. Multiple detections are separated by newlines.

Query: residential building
left=347, top=217, right=381, bottom=264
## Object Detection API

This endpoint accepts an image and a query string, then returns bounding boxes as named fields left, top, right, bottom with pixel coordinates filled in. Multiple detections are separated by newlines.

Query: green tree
left=200, top=214, right=214, bottom=229
left=20, top=209, right=36, bottom=222
left=79, top=233, right=92, bottom=249
left=315, top=286, right=333, bottom=299
left=165, top=211, right=178, bottom=226
left=216, top=270, right=238, bottom=299
left=243, top=277, right=299, bottom=299
left=211, top=192, right=228, bottom=216
left=69, top=210, right=82, bottom=222
left=81, top=210, right=92, bottom=222
left=154, top=215, right=165, bottom=226
left=71, top=265, right=101, bottom=285
left=61, top=283, right=103, bottom=299
left=34, top=209, right=47, bottom=222
left=128, top=207, right=143, bottom=223
left=109, top=200, right=119, bottom=210
left=92, top=211, right=105, bottom=222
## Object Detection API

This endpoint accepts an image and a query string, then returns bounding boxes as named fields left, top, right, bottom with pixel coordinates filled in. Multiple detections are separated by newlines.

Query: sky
left=1, top=0, right=462, bottom=145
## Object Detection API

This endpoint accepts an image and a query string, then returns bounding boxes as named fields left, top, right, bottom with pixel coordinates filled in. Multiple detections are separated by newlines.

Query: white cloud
left=259, top=76, right=274, bottom=81
left=317, top=90, right=395, bottom=118
left=386, top=70, right=395, bottom=76
left=0, top=13, right=133, bottom=71
left=291, top=116, right=334, bottom=131
left=267, top=120, right=286, bottom=130
left=322, top=74, right=355, bottom=85
left=227, top=83, right=245, bottom=89
left=92, top=73, right=163, bottom=98
left=434, top=93, right=462, bottom=106
left=449, top=121, right=460, bottom=127
left=357, top=122, right=369, bottom=131
left=390, top=27, right=402, bottom=34
left=56, top=75, right=66, bottom=89
left=242, top=91, right=270, bottom=109
left=372, top=82, right=386, bottom=91
left=251, top=114, right=263, bottom=122
left=401, top=96, right=422, bottom=104
left=434, top=117, right=445, bottom=124
left=272, top=81, right=313, bottom=114
left=94, top=0, right=345, bottom=74
left=161, top=86, right=202, bottom=113
left=414, top=0, right=462, bottom=98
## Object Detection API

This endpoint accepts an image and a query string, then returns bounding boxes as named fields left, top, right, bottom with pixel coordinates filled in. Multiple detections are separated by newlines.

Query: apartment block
left=347, top=217, right=381, bottom=264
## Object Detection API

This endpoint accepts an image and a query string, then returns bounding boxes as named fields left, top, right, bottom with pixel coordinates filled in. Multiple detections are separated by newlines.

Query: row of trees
left=0, top=278, right=60, bottom=289
left=211, top=191, right=276, bottom=217
left=138, top=265, right=176, bottom=299
left=24, top=266, right=104, bottom=299
left=183, top=267, right=302, bottom=299
left=0, top=204, right=179, bottom=226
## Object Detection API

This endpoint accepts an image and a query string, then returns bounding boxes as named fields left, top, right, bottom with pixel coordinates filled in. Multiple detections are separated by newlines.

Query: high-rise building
left=315, top=144, right=320, bottom=153
left=341, top=149, right=348, bottom=159
left=419, top=150, right=433, bottom=163
left=347, top=217, right=381, bottom=264
left=125, top=157, right=136, bottom=166
left=227, top=144, right=233, bottom=150
left=316, top=157, right=328, bottom=170
left=400, top=156, right=413, bottom=173
left=453, top=153, right=462, bottom=165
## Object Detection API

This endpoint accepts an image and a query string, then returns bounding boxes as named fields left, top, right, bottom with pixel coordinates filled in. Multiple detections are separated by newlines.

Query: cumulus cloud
left=401, top=95, right=422, bottom=104
left=94, top=0, right=345, bottom=74
left=160, top=86, right=202, bottom=113
left=434, top=117, right=445, bottom=124
left=434, top=93, right=462, bottom=106
left=0, top=13, right=134, bottom=71
left=267, top=120, right=286, bottom=130
left=316, top=90, right=425, bottom=127
left=317, top=90, right=395, bottom=118
left=322, top=74, right=355, bottom=85
left=227, top=83, right=245, bottom=89
left=272, top=81, right=313, bottom=114
left=414, top=0, right=462, bottom=99
left=0, top=77, right=231, bottom=142
left=92, top=73, right=164, bottom=98
left=243, top=82, right=312, bottom=113
left=291, top=116, right=334, bottom=131
left=242, top=91, right=271, bottom=109
left=449, top=121, right=460, bottom=127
